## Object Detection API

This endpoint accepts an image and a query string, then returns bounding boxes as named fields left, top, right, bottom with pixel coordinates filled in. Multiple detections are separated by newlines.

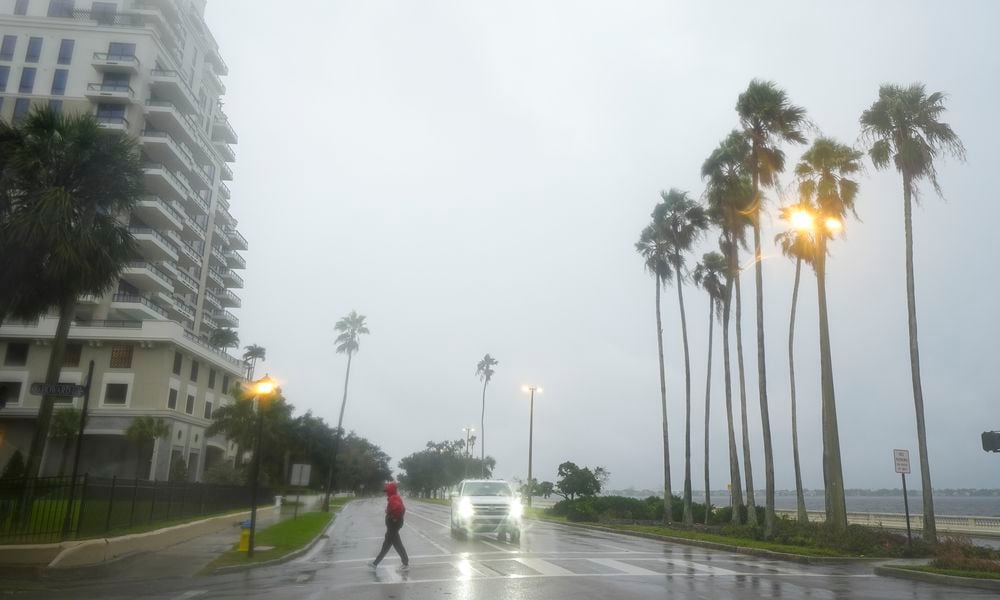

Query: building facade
left=0, top=0, right=246, bottom=482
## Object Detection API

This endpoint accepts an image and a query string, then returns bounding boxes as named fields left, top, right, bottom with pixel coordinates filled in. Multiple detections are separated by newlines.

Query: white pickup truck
left=449, top=479, right=523, bottom=543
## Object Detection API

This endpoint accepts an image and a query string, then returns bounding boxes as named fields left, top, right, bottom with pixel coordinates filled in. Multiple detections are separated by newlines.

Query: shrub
left=932, top=536, right=1000, bottom=573
left=0, top=451, right=26, bottom=480
left=169, top=459, right=189, bottom=482
left=203, top=462, right=246, bottom=486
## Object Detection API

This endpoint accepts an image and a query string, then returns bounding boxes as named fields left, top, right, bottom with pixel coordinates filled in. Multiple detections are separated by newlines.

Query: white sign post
left=290, top=464, right=312, bottom=519
left=893, top=449, right=912, bottom=543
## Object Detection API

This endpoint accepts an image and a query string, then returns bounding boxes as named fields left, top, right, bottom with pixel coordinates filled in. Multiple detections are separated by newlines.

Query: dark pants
left=373, top=516, right=408, bottom=566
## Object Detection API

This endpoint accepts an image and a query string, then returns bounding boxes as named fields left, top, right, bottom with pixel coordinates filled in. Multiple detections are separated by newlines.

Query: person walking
left=369, top=481, right=409, bottom=571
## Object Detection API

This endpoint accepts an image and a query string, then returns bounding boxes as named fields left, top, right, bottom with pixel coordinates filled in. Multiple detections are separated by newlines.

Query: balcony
left=85, top=82, right=135, bottom=104
left=133, top=196, right=184, bottom=231
left=207, top=267, right=225, bottom=287
left=212, top=115, right=238, bottom=144
left=183, top=192, right=210, bottom=217
left=122, top=261, right=173, bottom=293
left=150, top=69, right=198, bottom=113
left=226, top=228, right=248, bottom=251
left=203, top=291, right=222, bottom=311
left=110, top=293, right=168, bottom=320
left=162, top=293, right=195, bottom=322
left=223, top=268, right=243, bottom=289
left=218, top=182, right=231, bottom=200
left=143, top=163, right=188, bottom=203
left=209, top=245, right=227, bottom=268
left=173, top=268, right=200, bottom=295
left=200, top=313, right=218, bottom=331
left=204, top=66, right=226, bottom=95
left=214, top=141, right=236, bottom=163
left=92, top=52, right=140, bottom=74
left=220, top=162, right=233, bottom=182
left=179, top=214, right=206, bottom=242
left=212, top=309, right=239, bottom=328
left=128, top=227, right=178, bottom=262
left=140, top=129, right=195, bottom=176
left=215, top=288, right=242, bottom=309
left=144, top=100, right=212, bottom=164
left=96, top=114, right=130, bottom=133
left=225, top=250, right=246, bottom=270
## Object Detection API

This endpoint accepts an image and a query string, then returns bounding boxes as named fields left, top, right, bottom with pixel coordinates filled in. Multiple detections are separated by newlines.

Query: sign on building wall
left=30, top=383, right=86, bottom=397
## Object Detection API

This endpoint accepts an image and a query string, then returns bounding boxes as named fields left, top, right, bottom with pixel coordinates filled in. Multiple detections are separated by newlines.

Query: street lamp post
left=462, top=427, right=475, bottom=479
left=247, top=375, right=276, bottom=559
left=522, top=385, right=542, bottom=508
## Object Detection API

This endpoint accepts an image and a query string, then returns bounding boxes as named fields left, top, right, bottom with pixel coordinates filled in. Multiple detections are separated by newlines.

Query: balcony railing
left=226, top=228, right=248, bottom=249
left=96, top=115, right=129, bottom=128
left=111, top=293, right=168, bottom=318
left=125, top=260, right=173, bottom=284
left=87, top=82, right=136, bottom=97
left=182, top=331, right=243, bottom=368
left=218, top=182, right=231, bottom=199
left=138, top=195, right=184, bottom=224
left=225, top=269, right=244, bottom=288
left=225, top=250, right=246, bottom=270
left=175, top=268, right=200, bottom=292
left=128, top=226, right=178, bottom=254
left=92, top=52, right=140, bottom=67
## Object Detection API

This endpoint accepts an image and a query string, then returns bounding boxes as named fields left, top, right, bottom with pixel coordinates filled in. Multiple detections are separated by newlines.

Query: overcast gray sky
left=206, top=0, right=1000, bottom=491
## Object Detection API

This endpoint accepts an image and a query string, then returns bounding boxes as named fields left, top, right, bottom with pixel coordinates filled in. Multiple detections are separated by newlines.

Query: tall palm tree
left=0, top=109, right=143, bottom=480
left=475, top=354, right=499, bottom=478
left=323, top=310, right=370, bottom=510
left=860, top=83, right=964, bottom=543
left=655, top=189, right=709, bottom=526
left=775, top=202, right=816, bottom=524
left=693, top=252, right=726, bottom=525
left=635, top=222, right=674, bottom=525
left=125, top=416, right=171, bottom=480
left=50, top=408, right=82, bottom=477
left=243, top=344, right=266, bottom=380
left=737, top=79, right=808, bottom=536
left=794, top=136, right=864, bottom=532
left=702, top=131, right=753, bottom=524
left=210, top=328, right=240, bottom=350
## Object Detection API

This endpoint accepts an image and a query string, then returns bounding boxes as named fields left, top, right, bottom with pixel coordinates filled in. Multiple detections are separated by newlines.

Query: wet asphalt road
left=13, top=499, right=995, bottom=599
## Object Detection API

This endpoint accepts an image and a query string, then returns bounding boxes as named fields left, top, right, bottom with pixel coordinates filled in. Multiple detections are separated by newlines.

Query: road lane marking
left=172, top=592, right=206, bottom=600
left=479, top=539, right=516, bottom=553
left=588, top=558, right=663, bottom=576
left=513, top=558, right=575, bottom=576
left=661, top=558, right=740, bottom=576
left=405, top=508, right=450, bottom=529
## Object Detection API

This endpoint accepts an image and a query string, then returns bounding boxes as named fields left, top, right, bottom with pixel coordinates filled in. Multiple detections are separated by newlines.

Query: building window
left=47, top=0, right=74, bottom=17
left=208, top=369, right=216, bottom=390
left=57, top=39, right=74, bottom=65
left=49, top=99, right=62, bottom=114
left=172, top=351, right=183, bottom=375
left=25, top=37, right=41, bottom=63
left=190, top=360, right=199, bottom=383
left=51, top=69, right=67, bottom=95
left=91, top=1, right=115, bottom=23
left=0, top=382, right=22, bottom=406
left=14, top=0, right=29, bottom=16
left=167, top=388, right=178, bottom=410
left=104, top=383, right=128, bottom=405
left=13, top=98, right=30, bottom=124
left=221, top=375, right=230, bottom=395
left=4, top=343, right=28, bottom=366
left=185, top=394, right=195, bottom=414
left=0, top=66, right=8, bottom=91
left=19, top=67, right=35, bottom=93
left=110, top=344, right=133, bottom=368
left=0, top=36, right=15, bottom=61
left=203, top=400, right=213, bottom=420
left=107, top=42, right=135, bottom=59
left=102, top=72, right=129, bottom=90
left=63, top=343, right=82, bottom=367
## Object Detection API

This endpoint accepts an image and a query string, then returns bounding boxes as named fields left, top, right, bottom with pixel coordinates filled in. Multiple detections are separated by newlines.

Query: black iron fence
left=0, top=476, right=273, bottom=545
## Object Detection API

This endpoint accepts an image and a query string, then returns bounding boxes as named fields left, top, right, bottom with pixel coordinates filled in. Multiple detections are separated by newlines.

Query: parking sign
left=893, top=449, right=911, bottom=474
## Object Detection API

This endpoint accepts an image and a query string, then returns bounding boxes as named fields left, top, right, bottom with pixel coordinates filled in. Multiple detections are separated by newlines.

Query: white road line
left=479, top=539, right=516, bottom=553
left=172, top=592, right=206, bottom=600
left=662, top=558, right=740, bottom=576
left=405, top=509, right=450, bottom=529
left=588, top=558, right=663, bottom=576
left=513, top=558, right=575, bottom=576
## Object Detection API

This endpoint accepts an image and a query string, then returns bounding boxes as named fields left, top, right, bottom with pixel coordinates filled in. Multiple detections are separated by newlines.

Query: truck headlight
left=510, top=500, right=523, bottom=519
left=459, top=498, right=475, bottom=519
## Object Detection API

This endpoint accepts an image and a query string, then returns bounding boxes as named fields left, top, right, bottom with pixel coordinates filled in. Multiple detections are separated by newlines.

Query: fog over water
left=207, top=0, right=1000, bottom=492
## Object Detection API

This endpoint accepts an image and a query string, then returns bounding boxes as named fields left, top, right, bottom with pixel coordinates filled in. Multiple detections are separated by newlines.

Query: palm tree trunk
left=752, top=219, right=776, bottom=537
left=654, top=276, right=673, bottom=525
left=788, top=258, right=808, bottom=524
left=703, top=297, right=715, bottom=526
left=903, top=175, right=936, bottom=542
left=734, top=268, right=757, bottom=525
left=816, top=238, right=847, bottom=531
left=323, top=350, right=354, bottom=512
left=721, top=254, right=744, bottom=525
left=676, top=273, right=694, bottom=527
left=24, top=296, right=75, bottom=479
left=480, top=379, right=488, bottom=478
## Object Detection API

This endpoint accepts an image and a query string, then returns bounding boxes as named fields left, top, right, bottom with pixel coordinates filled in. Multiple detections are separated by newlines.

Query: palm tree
left=693, top=252, right=726, bottom=525
left=860, top=83, right=964, bottom=543
left=323, top=310, right=370, bottom=510
left=125, top=417, right=171, bottom=480
left=775, top=202, right=816, bottom=524
left=794, top=136, right=864, bottom=532
left=635, top=221, right=675, bottom=525
left=0, top=109, right=143, bottom=480
left=702, top=131, right=753, bottom=524
left=206, top=385, right=257, bottom=468
left=210, top=328, right=240, bottom=350
left=737, top=79, right=808, bottom=536
left=654, top=189, right=709, bottom=526
left=475, top=354, right=499, bottom=478
left=243, top=344, right=266, bottom=380
left=50, top=408, right=82, bottom=477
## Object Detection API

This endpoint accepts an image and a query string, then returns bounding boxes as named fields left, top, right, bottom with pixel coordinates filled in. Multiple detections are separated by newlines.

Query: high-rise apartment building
left=0, top=0, right=246, bottom=482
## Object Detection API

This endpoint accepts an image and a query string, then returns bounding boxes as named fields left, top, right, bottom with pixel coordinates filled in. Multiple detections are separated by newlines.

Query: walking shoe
left=398, top=564, right=410, bottom=573
left=367, top=561, right=377, bottom=570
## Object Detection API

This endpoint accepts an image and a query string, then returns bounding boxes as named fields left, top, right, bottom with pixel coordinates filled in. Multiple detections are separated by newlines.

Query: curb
left=210, top=504, right=347, bottom=575
left=531, top=518, right=880, bottom=565
left=875, top=565, right=1000, bottom=592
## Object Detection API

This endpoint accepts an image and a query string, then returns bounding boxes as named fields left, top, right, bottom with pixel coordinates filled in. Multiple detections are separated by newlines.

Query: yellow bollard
left=239, top=527, right=250, bottom=552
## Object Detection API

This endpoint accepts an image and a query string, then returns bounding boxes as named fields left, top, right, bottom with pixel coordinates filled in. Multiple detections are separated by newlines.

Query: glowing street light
left=522, top=385, right=542, bottom=508
left=824, top=217, right=843, bottom=234
left=247, top=374, right=278, bottom=558
left=790, top=209, right=815, bottom=232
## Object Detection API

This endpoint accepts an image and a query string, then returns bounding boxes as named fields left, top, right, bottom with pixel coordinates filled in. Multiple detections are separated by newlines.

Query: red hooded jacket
left=385, top=482, right=405, bottom=520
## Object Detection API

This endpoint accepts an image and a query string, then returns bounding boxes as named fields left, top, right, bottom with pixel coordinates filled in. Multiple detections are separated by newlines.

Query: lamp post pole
left=246, top=375, right=276, bottom=559
left=524, top=386, right=540, bottom=508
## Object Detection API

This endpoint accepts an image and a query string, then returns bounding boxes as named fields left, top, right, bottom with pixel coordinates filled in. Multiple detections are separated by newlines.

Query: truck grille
left=473, top=504, right=510, bottom=516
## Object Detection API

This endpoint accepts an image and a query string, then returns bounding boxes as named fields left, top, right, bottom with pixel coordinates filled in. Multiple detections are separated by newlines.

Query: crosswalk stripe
left=588, top=558, right=662, bottom=576
left=513, top=558, right=575, bottom=576
left=663, top=558, right=739, bottom=576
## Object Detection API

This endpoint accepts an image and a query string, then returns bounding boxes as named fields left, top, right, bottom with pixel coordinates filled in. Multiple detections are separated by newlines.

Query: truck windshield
left=462, top=482, right=512, bottom=496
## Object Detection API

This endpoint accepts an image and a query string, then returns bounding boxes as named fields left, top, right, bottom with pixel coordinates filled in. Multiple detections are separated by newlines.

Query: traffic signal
left=983, top=431, right=1000, bottom=453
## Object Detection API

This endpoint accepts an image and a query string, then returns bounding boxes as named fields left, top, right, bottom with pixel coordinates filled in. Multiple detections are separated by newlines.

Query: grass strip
left=204, top=511, right=334, bottom=571
left=413, top=498, right=450, bottom=507
left=897, top=565, right=1000, bottom=581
